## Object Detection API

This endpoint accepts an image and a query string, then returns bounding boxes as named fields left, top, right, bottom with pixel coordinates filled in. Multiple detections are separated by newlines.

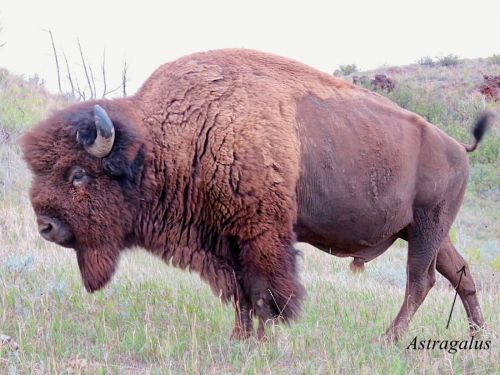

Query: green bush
left=0, top=69, right=69, bottom=135
left=488, top=54, right=500, bottom=65
left=333, top=64, right=358, bottom=77
left=417, top=56, right=434, bottom=67
left=468, top=163, right=500, bottom=196
left=436, top=54, right=461, bottom=67
left=385, top=83, right=448, bottom=126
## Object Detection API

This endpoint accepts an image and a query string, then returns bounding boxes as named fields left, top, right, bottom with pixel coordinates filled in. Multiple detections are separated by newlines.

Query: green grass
left=1, top=61, right=499, bottom=374
left=1, top=237, right=499, bottom=374
left=0, top=68, right=68, bottom=135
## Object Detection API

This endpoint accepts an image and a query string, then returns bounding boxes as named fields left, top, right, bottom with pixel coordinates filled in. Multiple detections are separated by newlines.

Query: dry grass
left=354, top=57, right=500, bottom=95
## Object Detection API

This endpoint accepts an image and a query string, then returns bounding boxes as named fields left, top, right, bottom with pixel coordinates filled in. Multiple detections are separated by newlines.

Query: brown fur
left=21, top=49, right=486, bottom=340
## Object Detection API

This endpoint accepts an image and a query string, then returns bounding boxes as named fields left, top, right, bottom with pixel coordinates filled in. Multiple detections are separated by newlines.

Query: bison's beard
left=77, top=248, right=119, bottom=292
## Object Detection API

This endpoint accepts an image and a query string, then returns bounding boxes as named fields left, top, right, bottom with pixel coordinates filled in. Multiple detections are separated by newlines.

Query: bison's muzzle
left=37, top=215, right=74, bottom=248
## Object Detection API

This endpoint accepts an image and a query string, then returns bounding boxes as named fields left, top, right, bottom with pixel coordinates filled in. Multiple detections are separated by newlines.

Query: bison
left=21, top=49, right=488, bottom=341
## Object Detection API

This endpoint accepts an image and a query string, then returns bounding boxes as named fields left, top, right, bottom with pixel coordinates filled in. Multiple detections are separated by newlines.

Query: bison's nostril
left=40, top=223, right=53, bottom=235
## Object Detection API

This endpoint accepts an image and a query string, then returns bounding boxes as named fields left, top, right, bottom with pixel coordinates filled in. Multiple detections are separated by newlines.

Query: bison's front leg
left=230, top=287, right=254, bottom=340
left=238, top=229, right=305, bottom=339
left=168, top=247, right=252, bottom=339
left=193, top=251, right=255, bottom=340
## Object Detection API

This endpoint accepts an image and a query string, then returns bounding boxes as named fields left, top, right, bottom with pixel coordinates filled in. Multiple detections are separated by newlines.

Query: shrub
left=352, top=75, right=370, bottom=89
left=488, top=54, right=500, bottom=65
left=333, top=64, right=358, bottom=77
left=0, top=69, right=69, bottom=134
left=384, top=83, right=448, bottom=125
left=436, top=54, right=461, bottom=67
left=468, top=163, right=500, bottom=196
left=417, top=56, right=434, bottom=67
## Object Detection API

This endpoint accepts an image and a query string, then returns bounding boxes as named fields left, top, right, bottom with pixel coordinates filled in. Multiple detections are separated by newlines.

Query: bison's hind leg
left=436, top=235, right=485, bottom=334
left=384, top=205, right=447, bottom=342
left=238, top=230, right=306, bottom=339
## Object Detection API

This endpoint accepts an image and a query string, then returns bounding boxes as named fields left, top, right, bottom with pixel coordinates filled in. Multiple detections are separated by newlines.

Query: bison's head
left=21, top=100, right=146, bottom=292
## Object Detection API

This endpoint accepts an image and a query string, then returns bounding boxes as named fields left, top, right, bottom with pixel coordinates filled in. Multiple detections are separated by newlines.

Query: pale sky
left=1, top=0, right=498, bottom=95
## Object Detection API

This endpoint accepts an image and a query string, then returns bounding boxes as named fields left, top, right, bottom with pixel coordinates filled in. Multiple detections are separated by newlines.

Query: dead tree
left=89, top=65, right=97, bottom=99
left=101, top=49, right=107, bottom=98
left=122, top=60, right=128, bottom=97
left=0, top=25, right=5, bottom=48
left=46, top=31, right=130, bottom=100
left=77, top=38, right=95, bottom=98
left=63, top=52, right=76, bottom=98
left=45, top=29, right=62, bottom=93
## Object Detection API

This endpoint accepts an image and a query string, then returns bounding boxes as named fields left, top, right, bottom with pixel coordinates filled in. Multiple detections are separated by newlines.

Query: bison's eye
left=69, top=166, right=89, bottom=187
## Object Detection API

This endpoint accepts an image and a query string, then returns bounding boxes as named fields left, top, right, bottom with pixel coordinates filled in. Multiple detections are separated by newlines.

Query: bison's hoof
left=373, top=332, right=398, bottom=345
left=257, top=332, right=268, bottom=342
left=256, top=326, right=268, bottom=342
left=469, top=323, right=490, bottom=338
left=230, top=327, right=252, bottom=341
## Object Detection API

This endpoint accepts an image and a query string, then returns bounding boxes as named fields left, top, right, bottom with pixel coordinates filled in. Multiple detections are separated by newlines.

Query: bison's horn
left=84, top=105, right=115, bottom=158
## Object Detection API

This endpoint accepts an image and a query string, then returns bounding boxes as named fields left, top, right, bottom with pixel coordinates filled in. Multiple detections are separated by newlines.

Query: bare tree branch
left=45, top=29, right=62, bottom=93
left=122, top=59, right=128, bottom=97
left=0, top=26, right=5, bottom=48
left=75, top=79, right=85, bottom=101
left=101, top=48, right=107, bottom=98
left=46, top=31, right=128, bottom=101
left=62, top=52, right=75, bottom=98
left=77, top=38, right=94, bottom=99
left=89, top=65, right=97, bottom=99
left=104, top=84, right=122, bottom=96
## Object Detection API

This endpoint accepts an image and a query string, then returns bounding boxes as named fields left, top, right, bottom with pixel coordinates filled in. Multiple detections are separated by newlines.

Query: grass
left=1, top=225, right=499, bottom=373
left=1, top=61, right=500, bottom=374
left=0, top=68, right=68, bottom=135
left=1, top=209, right=499, bottom=375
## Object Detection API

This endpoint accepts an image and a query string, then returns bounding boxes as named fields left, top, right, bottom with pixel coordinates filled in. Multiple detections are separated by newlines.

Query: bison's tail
left=462, top=112, right=493, bottom=152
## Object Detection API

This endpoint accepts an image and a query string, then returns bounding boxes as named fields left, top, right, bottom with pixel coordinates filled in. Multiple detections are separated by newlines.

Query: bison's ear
left=100, top=115, right=145, bottom=187
left=102, top=142, right=145, bottom=186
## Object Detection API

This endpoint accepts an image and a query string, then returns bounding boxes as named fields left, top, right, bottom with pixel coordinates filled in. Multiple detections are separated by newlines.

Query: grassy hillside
left=1, top=61, right=499, bottom=374
left=0, top=68, right=69, bottom=134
